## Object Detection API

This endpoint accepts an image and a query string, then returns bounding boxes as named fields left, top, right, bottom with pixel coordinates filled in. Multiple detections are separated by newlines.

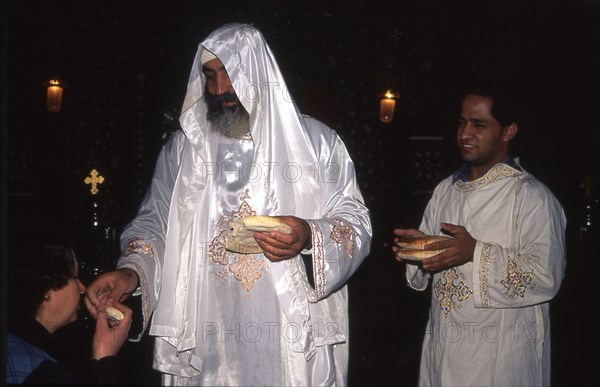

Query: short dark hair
left=460, top=80, right=522, bottom=127
left=7, top=245, right=77, bottom=321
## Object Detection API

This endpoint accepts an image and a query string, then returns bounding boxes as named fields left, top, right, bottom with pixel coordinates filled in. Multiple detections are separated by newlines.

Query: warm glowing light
left=380, top=90, right=398, bottom=124
left=47, top=79, right=64, bottom=112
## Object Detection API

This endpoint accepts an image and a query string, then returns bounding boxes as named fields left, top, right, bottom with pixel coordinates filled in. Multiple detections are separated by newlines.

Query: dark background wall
left=4, top=1, right=599, bottom=385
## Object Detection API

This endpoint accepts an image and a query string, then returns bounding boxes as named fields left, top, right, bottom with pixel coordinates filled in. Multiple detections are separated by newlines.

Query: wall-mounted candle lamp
left=46, top=79, right=64, bottom=112
left=379, top=90, right=400, bottom=124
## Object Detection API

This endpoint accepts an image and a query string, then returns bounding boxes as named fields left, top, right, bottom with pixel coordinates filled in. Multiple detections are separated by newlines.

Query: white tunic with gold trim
left=406, top=161, right=566, bottom=387
left=115, top=23, right=372, bottom=386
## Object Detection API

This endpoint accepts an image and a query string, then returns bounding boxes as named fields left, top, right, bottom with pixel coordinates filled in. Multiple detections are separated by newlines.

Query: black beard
left=205, top=91, right=250, bottom=139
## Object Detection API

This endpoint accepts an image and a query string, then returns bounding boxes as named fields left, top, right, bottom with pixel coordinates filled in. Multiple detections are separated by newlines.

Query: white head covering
left=179, top=23, right=320, bottom=212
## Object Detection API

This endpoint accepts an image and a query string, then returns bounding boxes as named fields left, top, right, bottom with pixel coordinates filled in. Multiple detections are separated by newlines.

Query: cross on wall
left=84, top=169, right=104, bottom=195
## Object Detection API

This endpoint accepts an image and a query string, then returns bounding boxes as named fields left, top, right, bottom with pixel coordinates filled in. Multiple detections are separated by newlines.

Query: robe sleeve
left=299, top=132, right=372, bottom=301
left=472, top=180, right=566, bottom=308
left=115, top=131, right=184, bottom=339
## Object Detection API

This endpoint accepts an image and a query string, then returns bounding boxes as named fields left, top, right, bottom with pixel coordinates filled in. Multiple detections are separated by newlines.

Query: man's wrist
left=119, top=268, right=140, bottom=293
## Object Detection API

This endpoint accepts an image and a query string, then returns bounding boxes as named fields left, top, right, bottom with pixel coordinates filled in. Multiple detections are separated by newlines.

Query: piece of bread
left=396, top=235, right=450, bottom=250
left=395, top=248, right=447, bottom=261
left=242, top=216, right=293, bottom=233
left=106, top=306, right=124, bottom=322
left=395, top=234, right=451, bottom=261
left=226, top=216, right=292, bottom=254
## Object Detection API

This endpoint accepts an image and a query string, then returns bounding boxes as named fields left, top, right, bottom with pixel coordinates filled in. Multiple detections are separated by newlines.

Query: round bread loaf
left=226, top=216, right=292, bottom=254
left=396, top=235, right=450, bottom=250
left=395, top=248, right=447, bottom=261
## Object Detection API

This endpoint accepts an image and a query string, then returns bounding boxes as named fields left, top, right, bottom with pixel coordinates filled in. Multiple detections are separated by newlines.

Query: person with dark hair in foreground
left=6, top=244, right=132, bottom=384
left=392, top=84, right=566, bottom=386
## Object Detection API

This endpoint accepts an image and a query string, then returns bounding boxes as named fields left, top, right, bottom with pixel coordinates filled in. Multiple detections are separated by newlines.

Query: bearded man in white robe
left=393, top=85, right=566, bottom=386
left=85, top=23, right=372, bottom=386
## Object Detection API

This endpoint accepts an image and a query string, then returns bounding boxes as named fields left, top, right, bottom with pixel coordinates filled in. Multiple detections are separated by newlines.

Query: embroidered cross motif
left=208, top=232, right=229, bottom=265
left=230, top=254, right=266, bottom=293
left=501, top=259, right=533, bottom=298
left=330, top=218, right=358, bottom=258
left=208, top=189, right=265, bottom=293
left=434, top=268, right=473, bottom=317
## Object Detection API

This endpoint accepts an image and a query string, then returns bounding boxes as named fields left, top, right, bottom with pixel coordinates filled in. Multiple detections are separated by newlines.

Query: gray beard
left=208, top=107, right=250, bottom=139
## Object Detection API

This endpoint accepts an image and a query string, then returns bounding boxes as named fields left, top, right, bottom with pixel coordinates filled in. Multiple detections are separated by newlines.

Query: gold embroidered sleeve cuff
left=473, top=241, right=492, bottom=308
left=305, top=219, right=325, bottom=301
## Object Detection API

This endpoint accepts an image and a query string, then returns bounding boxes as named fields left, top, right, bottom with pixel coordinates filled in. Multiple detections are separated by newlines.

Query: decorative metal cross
left=84, top=169, right=104, bottom=195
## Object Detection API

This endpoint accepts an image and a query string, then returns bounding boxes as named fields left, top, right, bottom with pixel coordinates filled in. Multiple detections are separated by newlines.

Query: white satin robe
left=116, top=23, right=372, bottom=386
left=406, top=161, right=566, bottom=386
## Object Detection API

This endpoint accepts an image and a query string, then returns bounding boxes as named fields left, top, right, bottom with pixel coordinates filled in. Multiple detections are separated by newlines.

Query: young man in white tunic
left=393, top=85, right=566, bottom=386
left=84, top=23, right=372, bottom=386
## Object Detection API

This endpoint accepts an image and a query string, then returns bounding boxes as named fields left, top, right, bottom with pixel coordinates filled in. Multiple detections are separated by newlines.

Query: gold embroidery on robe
left=122, top=239, right=155, bottom=258
left=479, top=243, right=492, bottom=307
left=434, top=268, right=473, bottom=317
left=455, top=163, right=524, bottom=192
left=230, top=254, right=266, bottom=293
left=207, top=189, right=266, bottom=293
left=308, top=220, right=326, bottom=297
left=208, top=230, right=229, bottom=266
left=330, top=218, right=358, bottom=258
left=501, top=258, right=533, bottom=298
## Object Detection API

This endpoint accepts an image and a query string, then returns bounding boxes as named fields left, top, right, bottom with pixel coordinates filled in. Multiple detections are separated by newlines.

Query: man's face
left=456, top=94, right=510, bottom=172
left=202, top=58, right=249, bottom=138
left=202, top=58, right=234, bottom=98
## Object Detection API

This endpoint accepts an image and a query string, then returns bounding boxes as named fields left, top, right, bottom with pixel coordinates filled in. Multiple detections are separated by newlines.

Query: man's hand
left=253, top=216, right=312, bottom=262
left=420, top=223, right=476, bottom=271
left=84, top=268, right=139, bottom=319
